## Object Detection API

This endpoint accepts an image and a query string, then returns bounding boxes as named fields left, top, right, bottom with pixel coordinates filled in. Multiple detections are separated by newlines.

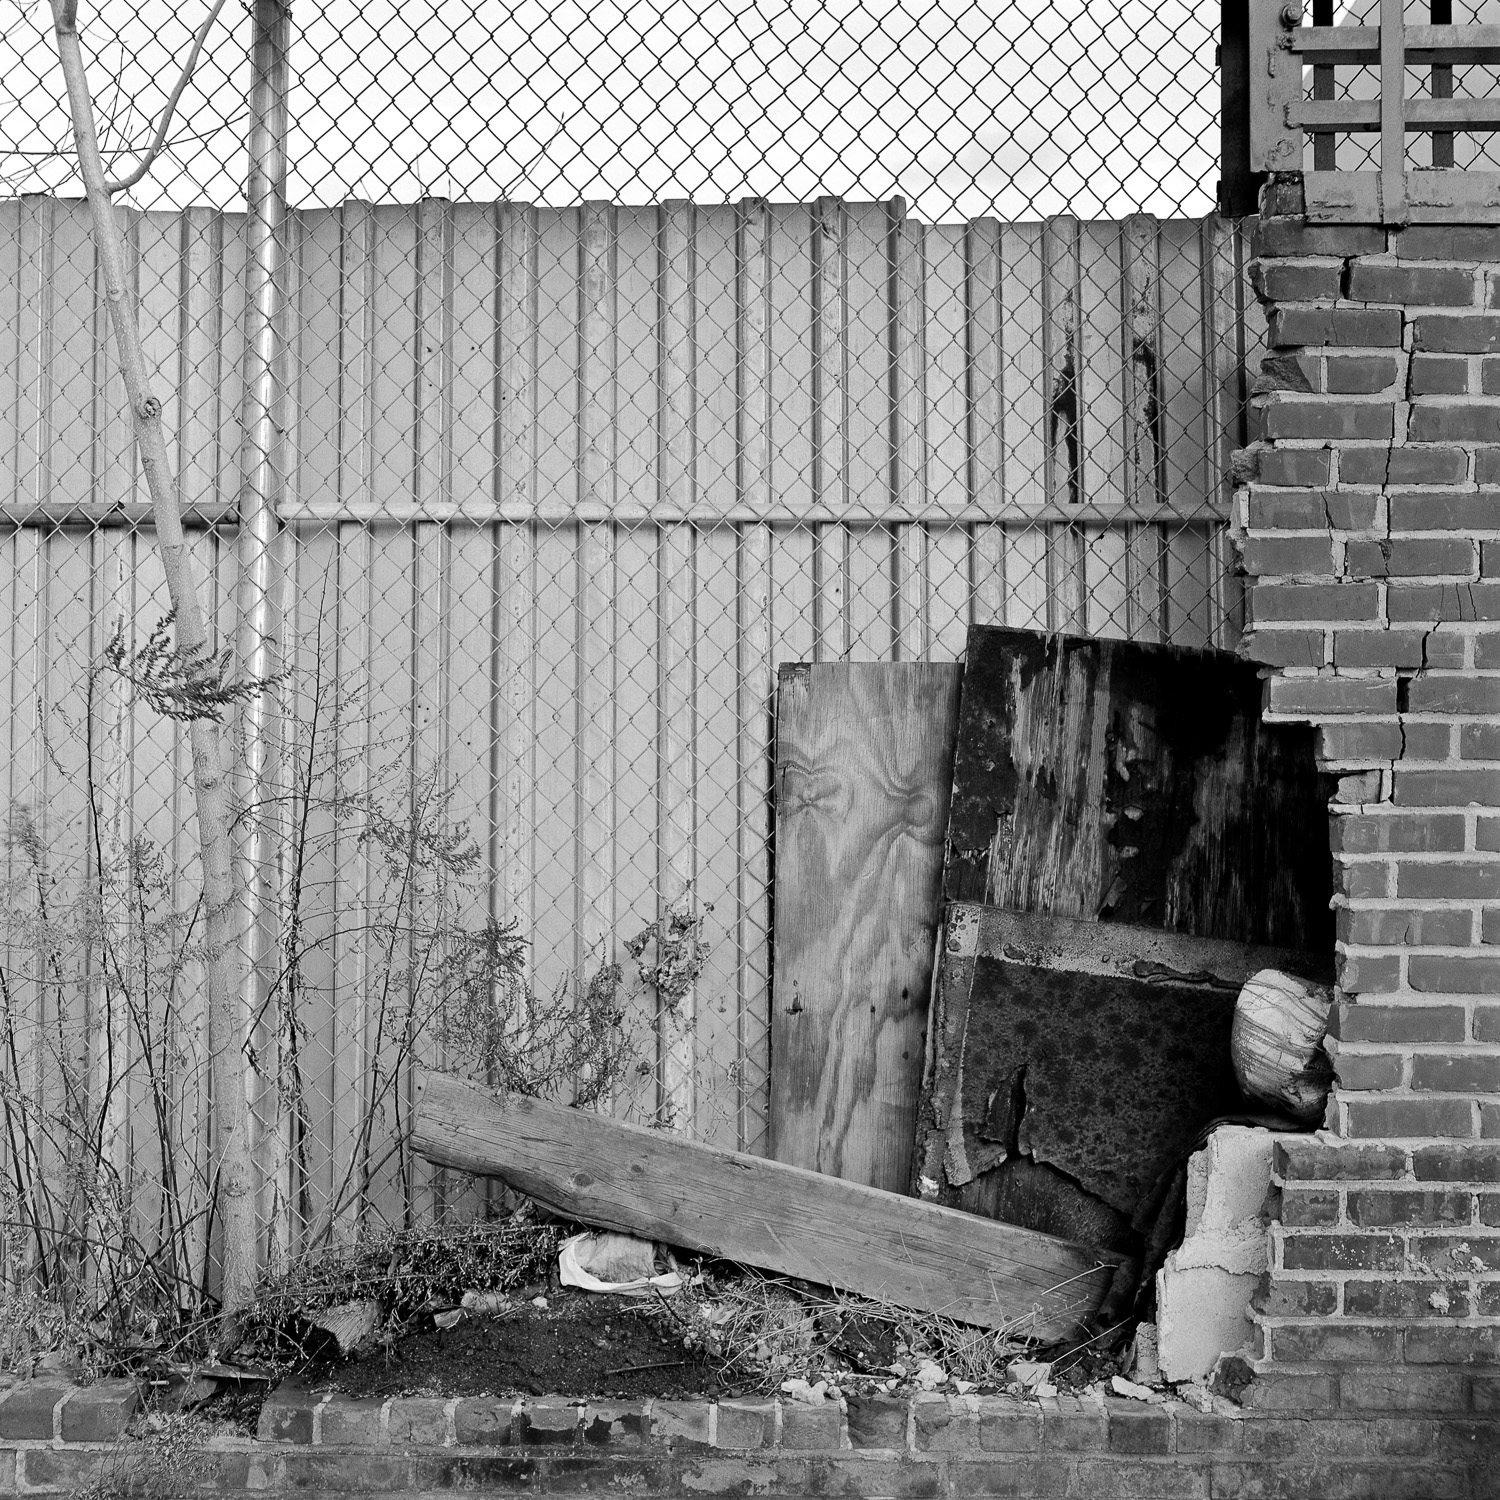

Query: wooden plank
left=1380, top=0, right=1407, bottom=224
left=413, top=1067, right=1124, bottom=1340
left=943, top=625, right=1336, bottom=953
left=769, top=661, right=961, bottom=1194
left=911, top=905, right=1331, bottom=1228
left=1304, top=169, right=1500, bottom=224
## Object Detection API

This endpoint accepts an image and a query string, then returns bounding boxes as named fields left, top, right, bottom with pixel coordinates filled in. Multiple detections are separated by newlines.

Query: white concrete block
left=1157, top=1125, right=1296, bottom=1386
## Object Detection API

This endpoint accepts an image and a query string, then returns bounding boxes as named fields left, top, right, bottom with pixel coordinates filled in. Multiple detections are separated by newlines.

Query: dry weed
left=671, top=1265, right=1040, bottom=1393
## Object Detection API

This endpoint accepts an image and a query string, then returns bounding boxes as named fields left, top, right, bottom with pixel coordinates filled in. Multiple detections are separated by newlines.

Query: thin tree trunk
left=48, top=0, right=258, bottom=1336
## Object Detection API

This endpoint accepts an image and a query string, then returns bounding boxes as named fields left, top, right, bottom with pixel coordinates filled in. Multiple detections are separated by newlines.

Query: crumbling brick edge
left=2, top=1377, right=1495, bottom=1494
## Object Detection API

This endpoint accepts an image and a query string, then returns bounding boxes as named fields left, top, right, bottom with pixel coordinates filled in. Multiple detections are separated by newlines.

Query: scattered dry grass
left=237, top=1213, right=561, bottom=1371
left=669, top=1264, right=1043, bottom=1393
left=70, top=1412, right=215, bottom=1500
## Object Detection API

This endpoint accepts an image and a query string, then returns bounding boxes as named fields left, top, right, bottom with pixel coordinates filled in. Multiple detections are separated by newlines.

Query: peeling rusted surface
left=944, top=627, right=1335, bottom=952
left=914, top=908, right=1329, bottom=1223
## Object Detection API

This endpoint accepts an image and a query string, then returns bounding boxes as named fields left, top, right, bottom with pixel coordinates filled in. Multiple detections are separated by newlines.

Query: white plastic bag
left=556, top=1231, right=684, bottom=1296
left=1231, top=968, right=1334, bottom=1122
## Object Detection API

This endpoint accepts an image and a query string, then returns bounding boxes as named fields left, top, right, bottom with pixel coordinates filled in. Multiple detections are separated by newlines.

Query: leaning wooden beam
left=413, top=1069, right=1126, bottom=1343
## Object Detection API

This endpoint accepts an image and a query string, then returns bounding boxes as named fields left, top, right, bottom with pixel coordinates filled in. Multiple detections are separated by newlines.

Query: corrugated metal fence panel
left=0, top=195, right=1255, bottom=1245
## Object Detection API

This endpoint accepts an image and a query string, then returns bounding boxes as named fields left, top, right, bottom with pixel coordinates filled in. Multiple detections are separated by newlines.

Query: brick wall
left=9, top=1381, right=1496, bottom=1495
left=1236, top=173, right=1500, bottom=1419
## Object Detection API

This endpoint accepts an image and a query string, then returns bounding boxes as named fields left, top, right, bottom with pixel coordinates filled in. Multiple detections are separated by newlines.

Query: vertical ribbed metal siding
left=0, top=193, right=1259, bottom=1241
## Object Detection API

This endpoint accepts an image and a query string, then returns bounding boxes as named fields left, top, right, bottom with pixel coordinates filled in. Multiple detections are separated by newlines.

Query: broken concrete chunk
left=1110, top=1374, right=1164, bottom=1403
left=1005, top=1359, right=1053, bottom=1391
left=1156, top=1125, right=1297, bottom=1385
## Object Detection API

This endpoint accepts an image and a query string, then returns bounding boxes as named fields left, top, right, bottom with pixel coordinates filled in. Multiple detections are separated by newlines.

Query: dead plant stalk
left=46, top=0, right=257, bottom=1335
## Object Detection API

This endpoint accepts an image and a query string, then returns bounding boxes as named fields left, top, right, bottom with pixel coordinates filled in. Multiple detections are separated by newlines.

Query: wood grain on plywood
left=769, top=661, right=961, bottom=1193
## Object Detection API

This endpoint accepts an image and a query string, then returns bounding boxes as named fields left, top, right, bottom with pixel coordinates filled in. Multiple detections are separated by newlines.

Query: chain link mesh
left=1, top=0, right=1250, bottom=1288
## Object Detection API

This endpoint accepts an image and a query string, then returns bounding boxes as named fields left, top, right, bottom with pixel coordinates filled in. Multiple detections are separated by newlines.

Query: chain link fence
left=0, top=0, right=1249, bottom=1294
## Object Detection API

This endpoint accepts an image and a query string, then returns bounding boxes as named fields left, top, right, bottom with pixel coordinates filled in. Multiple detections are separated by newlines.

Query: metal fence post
left=237, top=0, right=292, bottom=1253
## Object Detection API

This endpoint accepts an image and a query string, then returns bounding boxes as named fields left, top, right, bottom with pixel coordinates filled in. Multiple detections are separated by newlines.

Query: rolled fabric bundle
left=1230, top=968, right=1335, bottom=1124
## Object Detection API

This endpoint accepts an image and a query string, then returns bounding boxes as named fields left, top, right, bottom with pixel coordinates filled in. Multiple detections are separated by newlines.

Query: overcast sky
left=4, top=0, right=1221, bottom=221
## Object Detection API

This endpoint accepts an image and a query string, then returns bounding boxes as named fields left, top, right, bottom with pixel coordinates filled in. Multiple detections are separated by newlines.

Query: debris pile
left=411, top=624, right=1334, bottom=1403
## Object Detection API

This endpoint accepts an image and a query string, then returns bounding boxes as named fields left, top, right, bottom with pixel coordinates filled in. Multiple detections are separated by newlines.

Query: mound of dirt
left=308, top=1288, right=728, bottom=1400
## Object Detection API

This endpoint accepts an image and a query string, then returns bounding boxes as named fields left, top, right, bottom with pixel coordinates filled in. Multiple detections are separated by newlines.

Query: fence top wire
left=5, top=0, right=1221, bottom=220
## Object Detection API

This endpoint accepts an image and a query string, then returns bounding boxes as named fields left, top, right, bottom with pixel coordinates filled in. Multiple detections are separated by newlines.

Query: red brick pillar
left=1237, top=176, right=1500, bottom=1415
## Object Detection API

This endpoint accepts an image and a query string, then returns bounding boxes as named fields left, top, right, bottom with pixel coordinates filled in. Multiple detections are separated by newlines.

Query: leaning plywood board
left=912, top=906, right=1332, bottom=1223
left=943, top=626, right=1334, bottom=953
left=413, top=1068, right=1124, bottom=1341
left=769, top=661, right=962, bottom=1193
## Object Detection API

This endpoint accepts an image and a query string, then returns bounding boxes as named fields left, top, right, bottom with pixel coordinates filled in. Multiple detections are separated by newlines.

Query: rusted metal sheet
left=913, top=907, right=1332, bottom=1221
left=943, top=625, right=1335, bottom=953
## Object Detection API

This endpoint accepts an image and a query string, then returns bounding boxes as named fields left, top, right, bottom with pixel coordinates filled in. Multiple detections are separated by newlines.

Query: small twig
left=605, top=1359, right=689, bottom=1376
left=651, top=1285, right=689, bottom=1329
left=104, top=0, right=232, bottom=192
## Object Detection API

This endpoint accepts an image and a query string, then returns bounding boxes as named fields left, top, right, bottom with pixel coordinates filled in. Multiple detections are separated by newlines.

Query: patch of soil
left=310, top=1288, right=730, bottom=1400
left=1050, top=1341, right=1128, bottom=1394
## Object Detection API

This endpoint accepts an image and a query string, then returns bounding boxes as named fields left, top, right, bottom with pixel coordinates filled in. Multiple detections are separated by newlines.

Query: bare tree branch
left=47, top=0, right=258, bottom=1339
left=104, top=0, right=231, bottom=192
